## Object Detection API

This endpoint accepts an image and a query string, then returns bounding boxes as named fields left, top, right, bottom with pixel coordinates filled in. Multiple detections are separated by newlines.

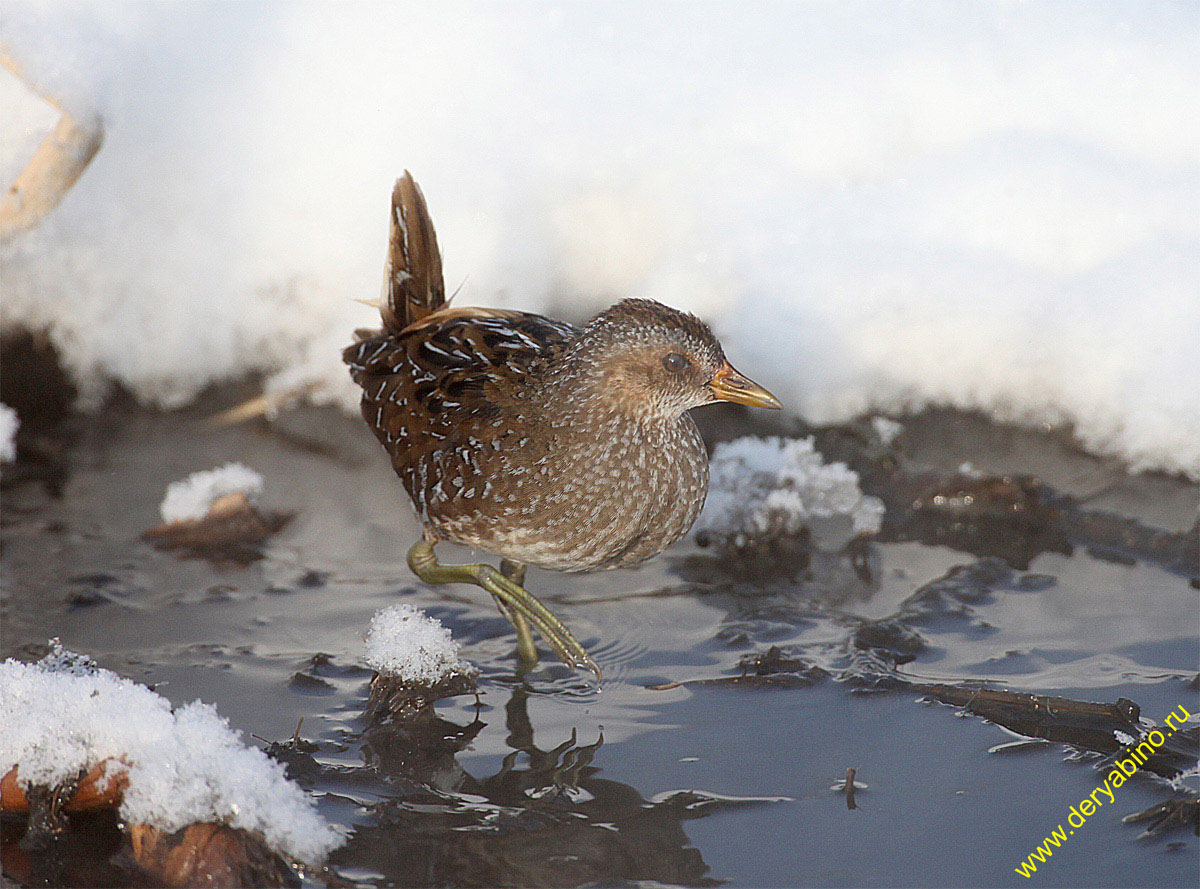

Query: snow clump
left=159, top=462, right=264, bottom=524
left=871, top=416, right=903, bottom=446
left=0, top=404, right=18, bottom=462
left=696, top=436, right=884, bottom=548
left=0, top=643, right=341, bottom=863
left=364, top=604, right=475, bottom=686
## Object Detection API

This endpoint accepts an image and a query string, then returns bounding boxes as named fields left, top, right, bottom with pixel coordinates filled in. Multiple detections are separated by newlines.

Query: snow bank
left=364, top=604, right=474, bottom=686
left=0, top=643, right=340, bottom=863
left=159, top=463, right=263, bottom=524
left=1, top=4, right=1197, bottom=476
left=0, top=404, right=17, bottom=462
left=696, top=436, right=884, bottom=548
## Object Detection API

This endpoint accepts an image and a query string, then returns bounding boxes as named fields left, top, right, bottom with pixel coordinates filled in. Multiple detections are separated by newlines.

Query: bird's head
left=574, top=298, right=781, bottom=420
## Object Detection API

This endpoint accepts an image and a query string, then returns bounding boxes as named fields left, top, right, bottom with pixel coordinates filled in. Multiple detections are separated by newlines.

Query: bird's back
left=344, top=310, right=576, bottom=506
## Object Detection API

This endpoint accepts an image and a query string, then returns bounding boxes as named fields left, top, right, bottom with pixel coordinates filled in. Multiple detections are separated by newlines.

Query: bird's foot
left=407, top=541, right=601, bottom=681
left=498, top=559, right=540, bottom=668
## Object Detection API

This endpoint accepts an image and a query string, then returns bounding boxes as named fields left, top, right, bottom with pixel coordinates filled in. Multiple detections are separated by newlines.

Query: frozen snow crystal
left=0, top=642, right=341, bottom=863
left=159, top=462, right=264, bottom=524
left=696, top=436, right=884, bottom=548
left=364, top=604, right=474, bottom=686
left=0, top=404, right=18, bottom=462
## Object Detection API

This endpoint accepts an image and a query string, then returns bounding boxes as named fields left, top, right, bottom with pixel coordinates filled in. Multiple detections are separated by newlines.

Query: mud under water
left=2, top=385, right=1198, bottom=888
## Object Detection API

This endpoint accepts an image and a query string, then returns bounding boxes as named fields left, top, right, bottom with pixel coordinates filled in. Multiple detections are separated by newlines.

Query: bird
left=344, top=173, right=781, bottom=679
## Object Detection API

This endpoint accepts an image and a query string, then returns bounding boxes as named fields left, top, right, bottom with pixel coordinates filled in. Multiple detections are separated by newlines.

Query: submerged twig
left=913, top=685, right=1198, bottom=779
left=843, top=768, right=858, bottom=810
left=1122, top=796, right=1200, bottom=838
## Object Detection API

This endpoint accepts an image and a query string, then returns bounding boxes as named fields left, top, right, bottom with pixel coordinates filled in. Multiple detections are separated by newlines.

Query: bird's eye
left=662, top=352, right=689, bottom=373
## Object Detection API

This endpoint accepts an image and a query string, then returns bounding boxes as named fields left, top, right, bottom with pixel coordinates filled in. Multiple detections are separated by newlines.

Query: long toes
left=480, top=569, right=599, bottom=680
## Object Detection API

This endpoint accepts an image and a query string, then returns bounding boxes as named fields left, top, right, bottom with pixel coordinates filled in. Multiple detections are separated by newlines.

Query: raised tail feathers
left=380, top=171, right=445, bottom=333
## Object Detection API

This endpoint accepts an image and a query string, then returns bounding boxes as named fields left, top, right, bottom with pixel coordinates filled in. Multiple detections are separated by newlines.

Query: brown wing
left=343, top=308, right=578, bottom=517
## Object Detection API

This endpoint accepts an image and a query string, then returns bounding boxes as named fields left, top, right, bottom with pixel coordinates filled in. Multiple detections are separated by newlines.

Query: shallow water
left=3, top=394, right=1198, bottom=887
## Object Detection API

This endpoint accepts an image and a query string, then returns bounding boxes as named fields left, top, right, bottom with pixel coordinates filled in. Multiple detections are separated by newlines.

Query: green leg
left=499, top=558, right=539, bottom=667
left=407, top=541, right=600, bottom=681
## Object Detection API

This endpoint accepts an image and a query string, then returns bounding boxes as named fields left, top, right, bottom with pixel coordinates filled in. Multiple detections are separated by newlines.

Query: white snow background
left=1, top=2, right=1197, bottom=476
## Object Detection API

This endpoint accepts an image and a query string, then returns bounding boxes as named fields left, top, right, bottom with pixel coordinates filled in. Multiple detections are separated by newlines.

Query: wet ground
left=2, top=378, right=1198, bottom=888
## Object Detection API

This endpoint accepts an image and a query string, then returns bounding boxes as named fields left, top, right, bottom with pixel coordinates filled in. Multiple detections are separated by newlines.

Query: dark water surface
left=3, top=395, right=1198, bottom=887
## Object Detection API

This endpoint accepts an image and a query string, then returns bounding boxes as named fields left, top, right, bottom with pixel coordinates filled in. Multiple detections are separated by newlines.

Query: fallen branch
left=0, top=46, right=104, bottom=239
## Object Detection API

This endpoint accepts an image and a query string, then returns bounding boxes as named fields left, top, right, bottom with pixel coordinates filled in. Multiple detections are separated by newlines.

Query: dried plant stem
left=0, top=46, right=104, bottom=240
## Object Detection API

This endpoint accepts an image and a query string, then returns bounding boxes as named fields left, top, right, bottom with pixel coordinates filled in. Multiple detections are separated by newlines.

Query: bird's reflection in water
left=340, top=684, right=730, bottom=887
